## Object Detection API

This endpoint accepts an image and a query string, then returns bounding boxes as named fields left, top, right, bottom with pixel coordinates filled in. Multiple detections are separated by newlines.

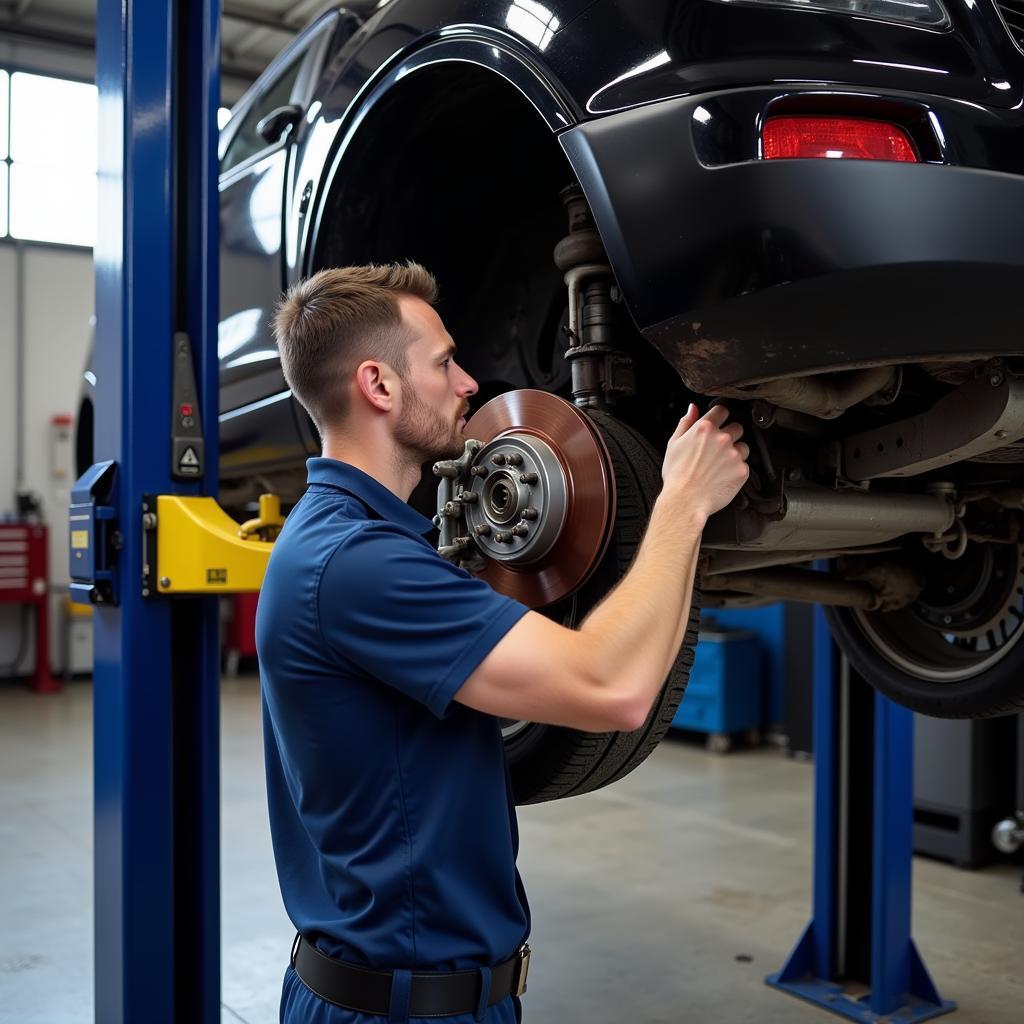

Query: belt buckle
left=512, top=942, right=531, bottom=997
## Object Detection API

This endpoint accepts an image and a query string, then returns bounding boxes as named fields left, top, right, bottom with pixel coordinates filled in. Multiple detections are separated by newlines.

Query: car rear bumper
left=560, top=88, right=1024, bottom=391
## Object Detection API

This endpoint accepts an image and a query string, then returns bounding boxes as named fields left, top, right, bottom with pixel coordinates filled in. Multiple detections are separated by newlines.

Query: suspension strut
left=552, top=184, right=635, bottom=410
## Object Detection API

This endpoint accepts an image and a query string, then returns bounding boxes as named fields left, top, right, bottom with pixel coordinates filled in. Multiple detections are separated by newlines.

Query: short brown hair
left=273, top=262, right=439, bottom=432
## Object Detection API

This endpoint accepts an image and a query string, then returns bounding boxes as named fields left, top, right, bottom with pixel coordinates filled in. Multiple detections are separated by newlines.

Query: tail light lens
left=763, top=117, right=920, bottom=163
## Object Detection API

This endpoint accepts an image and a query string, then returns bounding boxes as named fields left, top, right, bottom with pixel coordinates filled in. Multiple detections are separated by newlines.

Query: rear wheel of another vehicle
left=504, top=410, right=700, bottom=804
left=825, top=539, right=1024, bottom=718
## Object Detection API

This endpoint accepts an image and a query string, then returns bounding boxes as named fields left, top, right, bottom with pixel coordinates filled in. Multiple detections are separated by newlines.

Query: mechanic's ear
left=354, top=360, right=395, bottom=413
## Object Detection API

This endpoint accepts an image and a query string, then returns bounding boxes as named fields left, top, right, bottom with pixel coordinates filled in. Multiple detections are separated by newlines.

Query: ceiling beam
left=222, top=3, right=299, bottom=34
left=0, top=18, right=265, bottom=90
left=0, top=19, right=93, bottom=53
left=225, top=0, right=325, bottom=60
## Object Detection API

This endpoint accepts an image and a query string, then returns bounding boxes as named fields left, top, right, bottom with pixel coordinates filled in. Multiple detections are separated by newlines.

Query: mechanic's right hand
left=660, top=403, right=750, bottom=521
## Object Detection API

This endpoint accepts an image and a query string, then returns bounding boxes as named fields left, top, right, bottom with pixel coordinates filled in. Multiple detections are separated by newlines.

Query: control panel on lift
left=69, top=333, right=282, bottom=603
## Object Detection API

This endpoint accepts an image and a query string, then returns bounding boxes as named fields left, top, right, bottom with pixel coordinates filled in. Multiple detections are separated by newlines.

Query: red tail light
left=763, top=117, right=920, bottom=163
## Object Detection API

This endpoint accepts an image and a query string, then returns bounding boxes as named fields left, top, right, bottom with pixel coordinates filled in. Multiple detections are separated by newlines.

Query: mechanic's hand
left=660, top=403, right=750, bottom=521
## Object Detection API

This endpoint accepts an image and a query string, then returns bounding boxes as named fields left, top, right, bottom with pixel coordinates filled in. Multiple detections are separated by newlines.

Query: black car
left=80, top=0, right=1024, bottom=802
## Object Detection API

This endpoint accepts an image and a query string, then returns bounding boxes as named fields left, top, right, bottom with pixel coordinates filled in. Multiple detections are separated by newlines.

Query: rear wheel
left=504, top=410, right=700, bottom=804
left=826, top=540, right=1024, bottom=718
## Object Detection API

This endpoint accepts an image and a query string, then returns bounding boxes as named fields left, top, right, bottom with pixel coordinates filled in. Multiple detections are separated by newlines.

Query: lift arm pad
left=150, top=495, right=277, bottom=595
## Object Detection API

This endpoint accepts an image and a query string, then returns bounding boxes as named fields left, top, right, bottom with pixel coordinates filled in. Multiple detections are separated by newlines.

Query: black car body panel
left=197, top=0, right=1024, bottom=479
left=294, top=1, right=1024, bottom=388
left=560, top=90, right=1024, bottom=390
left=553, top=0, right=1024, bottom=114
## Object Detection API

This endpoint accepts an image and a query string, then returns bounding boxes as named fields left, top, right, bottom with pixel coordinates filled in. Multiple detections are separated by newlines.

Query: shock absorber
left=552, top=184, right=635, bottom=410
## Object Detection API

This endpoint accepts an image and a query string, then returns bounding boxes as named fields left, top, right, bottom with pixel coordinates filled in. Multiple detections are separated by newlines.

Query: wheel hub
left=466, top=433, right=567, bottom=565
left=912, top=543, right=1022, bottom=641
left=852, top=540, right=1024, bottom=683
left=434, top=389, right=615, bottom=608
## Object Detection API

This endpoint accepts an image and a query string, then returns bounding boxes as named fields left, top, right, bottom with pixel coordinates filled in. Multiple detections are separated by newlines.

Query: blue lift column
left=767, top=608, right=955, bottom=1023
left=90, top=2, right=221, bottom=1021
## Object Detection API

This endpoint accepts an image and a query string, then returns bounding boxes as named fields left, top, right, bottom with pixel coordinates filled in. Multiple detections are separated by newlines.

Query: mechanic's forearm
left=577, top=491, right=705, bottom=726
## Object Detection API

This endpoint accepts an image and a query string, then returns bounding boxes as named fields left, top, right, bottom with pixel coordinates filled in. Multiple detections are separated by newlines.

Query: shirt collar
left=306, top=457, right=436, bottom=536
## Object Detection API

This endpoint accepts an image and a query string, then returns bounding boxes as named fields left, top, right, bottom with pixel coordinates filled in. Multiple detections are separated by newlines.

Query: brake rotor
left=464, top=389, right=615, bottom=608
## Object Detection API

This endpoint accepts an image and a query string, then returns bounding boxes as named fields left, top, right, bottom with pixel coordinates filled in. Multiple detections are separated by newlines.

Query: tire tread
left=511, top=411, right=700, bottom=804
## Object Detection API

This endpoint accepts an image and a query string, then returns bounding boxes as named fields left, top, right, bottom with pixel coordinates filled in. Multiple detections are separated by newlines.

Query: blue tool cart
left=671, top=624, right=764, bottom=752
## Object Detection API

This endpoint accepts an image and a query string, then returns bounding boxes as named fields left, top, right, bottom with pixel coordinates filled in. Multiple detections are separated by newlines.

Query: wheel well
left=315, top=63, right=568, bottom=391
left=312, top=62, right=689, bottom=442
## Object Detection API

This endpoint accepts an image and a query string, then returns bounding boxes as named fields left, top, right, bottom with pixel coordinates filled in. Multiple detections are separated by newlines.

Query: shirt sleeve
left=317, top=523, right=530, bottom=718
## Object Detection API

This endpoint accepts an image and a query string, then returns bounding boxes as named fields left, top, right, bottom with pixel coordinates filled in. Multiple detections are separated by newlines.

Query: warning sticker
left=70, top=530, right=89, bottom=550
left=178, top=446, right=201, bottom=475
left=207, top=568, right=227, bottom=584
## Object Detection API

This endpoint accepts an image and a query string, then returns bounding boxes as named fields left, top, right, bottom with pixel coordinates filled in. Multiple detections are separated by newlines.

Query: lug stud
left=519, top=472, right=538, bottom=485
left=507, top=453, right=523, bottom=466
left=474, top=523, right=491, bottom=537
left=521, top=507, right=538, bottom=521
left=458, top=490, right=479, bottom=503
left=512, top=524, right=529, bottom=537
left=470, top=465, right=489, bottom=478
left=495, top=531, right=513, bottom=543
left=492, top=453, right=508, bottom=466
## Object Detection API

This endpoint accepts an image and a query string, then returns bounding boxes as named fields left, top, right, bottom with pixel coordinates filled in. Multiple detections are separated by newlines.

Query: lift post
left=90, top=2, right=221, bottom=1021
left=767, top=607, right=955, bottom=1022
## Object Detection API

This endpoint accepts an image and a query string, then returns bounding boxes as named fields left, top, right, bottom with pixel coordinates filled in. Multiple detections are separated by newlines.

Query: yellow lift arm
left=144, top=493, right=283, bottom=596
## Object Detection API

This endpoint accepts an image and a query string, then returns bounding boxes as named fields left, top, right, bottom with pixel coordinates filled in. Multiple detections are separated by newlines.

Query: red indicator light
left=179, top=403, right=193, bottom=417
left=763, top=117, right=919, bottom=163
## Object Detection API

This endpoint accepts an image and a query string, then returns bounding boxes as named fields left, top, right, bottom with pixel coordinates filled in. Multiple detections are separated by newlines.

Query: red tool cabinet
left=0, top=523, right=59, bottom=692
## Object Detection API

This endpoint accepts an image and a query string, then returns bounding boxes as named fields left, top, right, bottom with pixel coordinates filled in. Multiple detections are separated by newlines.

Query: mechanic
left=256, top=262, right=750, bottom=1023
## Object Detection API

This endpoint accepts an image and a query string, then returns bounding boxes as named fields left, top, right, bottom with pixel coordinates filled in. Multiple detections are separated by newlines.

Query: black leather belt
left=291, top=935, right=532, bottom=1018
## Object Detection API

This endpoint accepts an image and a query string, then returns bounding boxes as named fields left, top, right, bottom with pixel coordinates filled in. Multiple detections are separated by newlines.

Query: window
left=221, top=55, right=303, bottom=174
left=0, top=72, right=6, bottom=238
left=0, top=71, right=8, bottom=161
left=1, top=70, right=98, bottom=247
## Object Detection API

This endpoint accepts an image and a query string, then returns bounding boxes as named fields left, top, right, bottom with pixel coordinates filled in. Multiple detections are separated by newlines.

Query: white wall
left=0, top=40, right=97, bottom=678
left=0, top=244, right=94, bottom=677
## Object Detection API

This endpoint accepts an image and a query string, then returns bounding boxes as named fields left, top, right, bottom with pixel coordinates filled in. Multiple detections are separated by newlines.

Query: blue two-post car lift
left=74, top=1, right=224, bottom=1021
left=768, top=607, right=956, bottom=1023
left=73, top=4, right=958, bottom=1022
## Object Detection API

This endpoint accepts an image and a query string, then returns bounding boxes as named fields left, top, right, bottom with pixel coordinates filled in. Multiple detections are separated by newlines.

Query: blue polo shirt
left=257, top=457, right=531, bottom=1023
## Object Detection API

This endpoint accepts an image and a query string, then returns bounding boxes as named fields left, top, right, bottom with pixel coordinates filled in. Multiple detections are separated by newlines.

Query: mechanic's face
left=394, top=297, right=478, bottom=461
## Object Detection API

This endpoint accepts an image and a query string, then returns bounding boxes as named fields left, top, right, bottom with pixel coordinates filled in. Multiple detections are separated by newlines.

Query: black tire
left=825, top=542, right=1024, bottom=718
left=506, top=410, right=701, bottom=804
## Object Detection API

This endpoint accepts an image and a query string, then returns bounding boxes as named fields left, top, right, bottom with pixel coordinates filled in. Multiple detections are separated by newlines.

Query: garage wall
left=0, top=39, right=97, bottom=678
left=0, top=243, right=94, bottom=676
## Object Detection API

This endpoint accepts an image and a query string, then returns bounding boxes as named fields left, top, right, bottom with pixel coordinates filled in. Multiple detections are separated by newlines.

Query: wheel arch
left=302, top=47, right=581, bottom=406
left=301, top=35, right=578, bottom=283
left=297, top=37, right=689, bottom=443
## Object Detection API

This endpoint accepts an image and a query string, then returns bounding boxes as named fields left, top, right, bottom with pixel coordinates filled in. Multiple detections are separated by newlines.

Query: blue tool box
left=671, top=624, right=764, bottom=741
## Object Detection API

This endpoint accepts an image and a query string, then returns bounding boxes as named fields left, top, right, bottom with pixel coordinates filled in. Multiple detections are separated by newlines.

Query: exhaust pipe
left=708, top=567, right=880, bottom=609
left=703, top=484, right=956, bottom=551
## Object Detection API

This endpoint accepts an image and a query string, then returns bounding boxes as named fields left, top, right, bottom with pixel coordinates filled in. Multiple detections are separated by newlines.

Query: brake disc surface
left=444, top=390, right=616, bottom=608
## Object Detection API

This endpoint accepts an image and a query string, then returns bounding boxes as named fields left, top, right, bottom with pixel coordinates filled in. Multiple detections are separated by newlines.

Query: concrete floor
left=1, top=677, right=1022, bottom=1024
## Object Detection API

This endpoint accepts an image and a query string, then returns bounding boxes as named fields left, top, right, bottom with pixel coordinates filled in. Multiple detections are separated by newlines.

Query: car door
left=218, top=16, right=336, bottom=484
